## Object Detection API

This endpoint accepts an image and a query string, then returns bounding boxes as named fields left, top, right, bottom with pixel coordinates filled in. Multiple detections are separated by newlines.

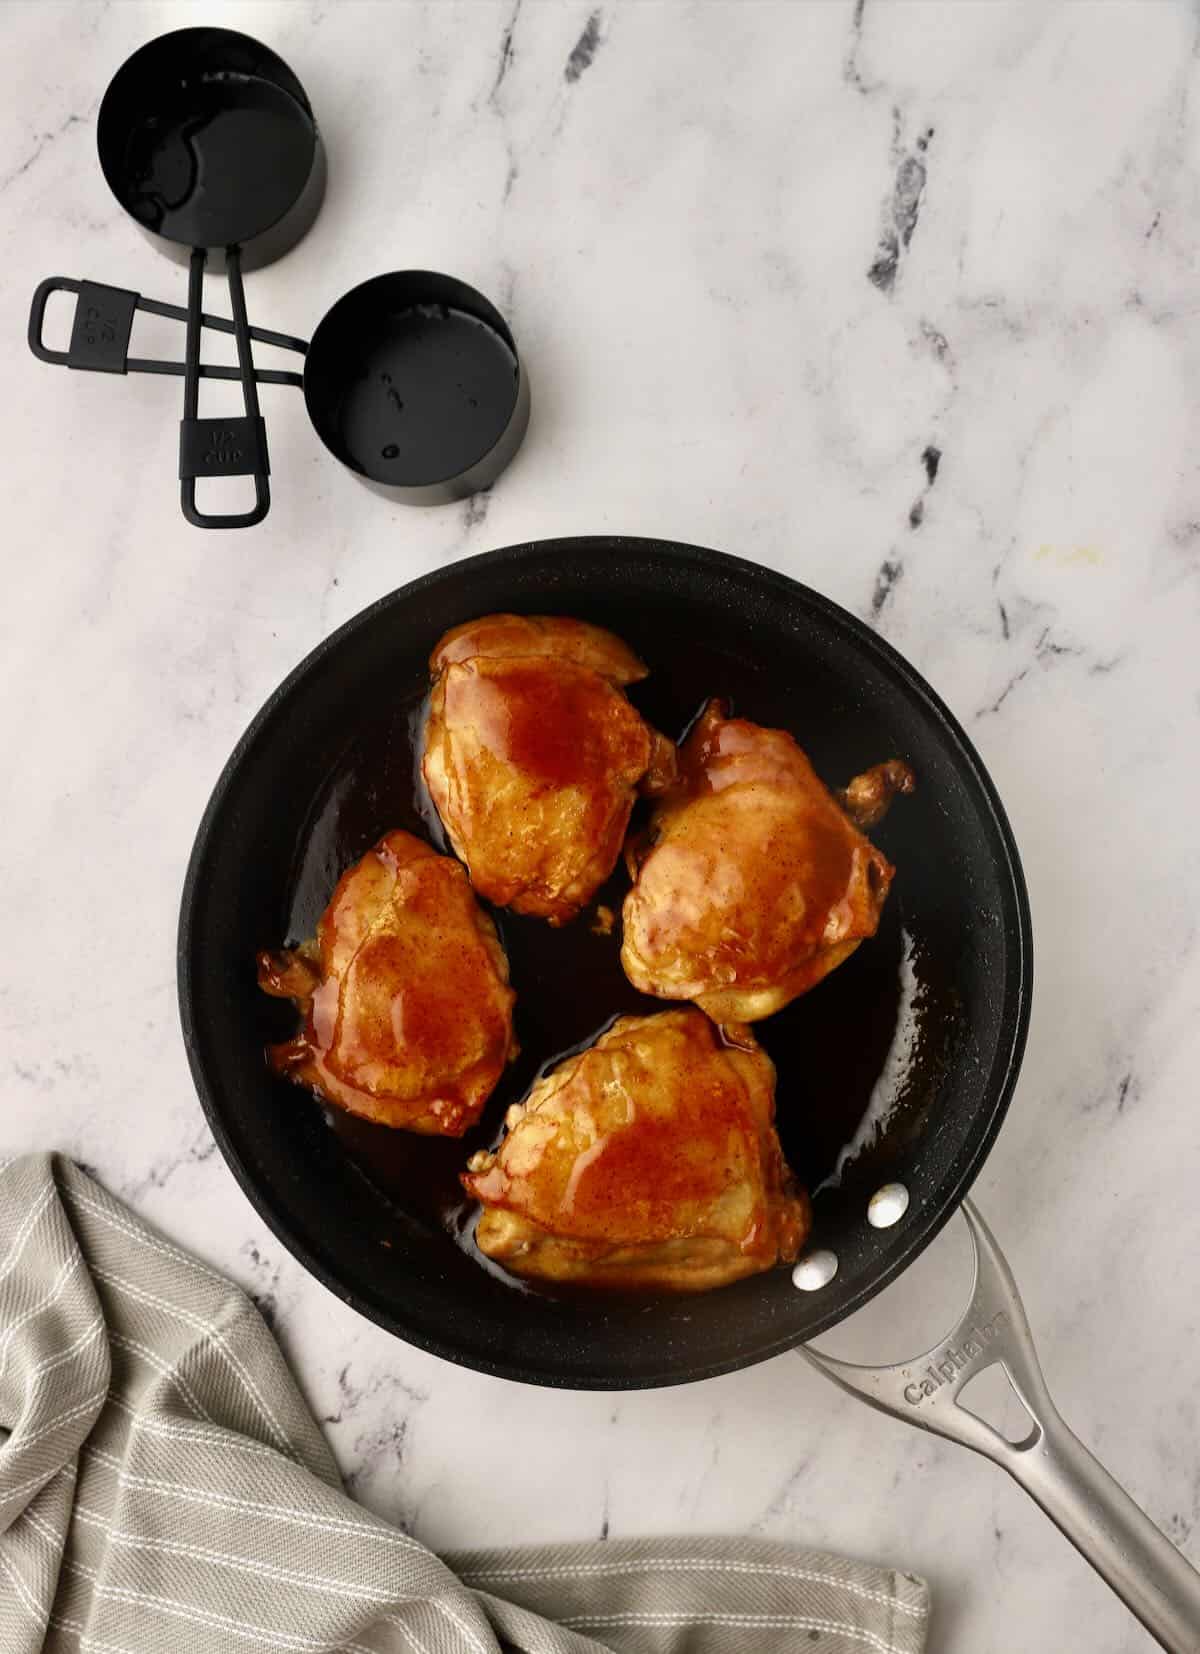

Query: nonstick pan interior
left=178, top=539, right=1031, bottom=1388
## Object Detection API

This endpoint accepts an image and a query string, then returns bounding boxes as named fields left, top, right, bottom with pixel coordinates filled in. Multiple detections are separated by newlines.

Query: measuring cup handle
left=29, top=277, right=141, bottom=372
left=798, top=1201, right=1200, bottom=1653
left=179, top=440, right=270, bottom=528
left=29, top=269, right=309, bottom=529
left=179, top=247, right=270, bottom=529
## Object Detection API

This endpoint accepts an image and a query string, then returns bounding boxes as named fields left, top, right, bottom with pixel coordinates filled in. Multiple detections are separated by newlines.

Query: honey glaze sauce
left=277, top=647, right=957, bottom=1296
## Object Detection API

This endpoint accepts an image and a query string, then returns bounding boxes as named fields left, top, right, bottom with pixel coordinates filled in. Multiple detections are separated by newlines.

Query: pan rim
left=177, top=536, right=1032, bottom=1389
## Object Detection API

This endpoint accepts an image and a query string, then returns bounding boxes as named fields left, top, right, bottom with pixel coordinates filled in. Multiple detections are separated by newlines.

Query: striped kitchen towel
left=0, top=1153, right=929, bottom=1653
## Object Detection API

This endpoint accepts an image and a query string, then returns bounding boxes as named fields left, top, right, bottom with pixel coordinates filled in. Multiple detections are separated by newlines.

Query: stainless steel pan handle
left=799, top=1201, right=1200, bottom=1652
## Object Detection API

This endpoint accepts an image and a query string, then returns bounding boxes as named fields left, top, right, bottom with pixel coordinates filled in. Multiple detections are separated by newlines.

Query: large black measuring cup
left=56, top=27, right=324, bottom=528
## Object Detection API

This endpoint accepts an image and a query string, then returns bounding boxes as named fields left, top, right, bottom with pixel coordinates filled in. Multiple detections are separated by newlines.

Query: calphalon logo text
left=902, top=1311, right=1008, bottom=1404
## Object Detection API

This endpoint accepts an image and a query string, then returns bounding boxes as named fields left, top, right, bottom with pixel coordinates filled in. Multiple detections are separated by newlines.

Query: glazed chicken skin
left=462, top=1007, right=810, bottom=1291
left=423, top=614, right=674, bottom=926
left=257, top=830, right=515, bottom=1136
left=621, top=701, right=914, bottom=1023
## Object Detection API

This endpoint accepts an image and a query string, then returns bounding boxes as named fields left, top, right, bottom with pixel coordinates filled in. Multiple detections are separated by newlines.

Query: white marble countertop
left=5, top=2, right=1200, bottom=1649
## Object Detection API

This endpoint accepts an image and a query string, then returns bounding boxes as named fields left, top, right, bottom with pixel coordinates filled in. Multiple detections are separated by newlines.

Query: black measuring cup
left=86, top=27, right=323, bottom=528
left=31, top=265, right=531, bottom=518
left=29, top=27, right=530, bottom=525
left=299, top=271, right=530, bottom=507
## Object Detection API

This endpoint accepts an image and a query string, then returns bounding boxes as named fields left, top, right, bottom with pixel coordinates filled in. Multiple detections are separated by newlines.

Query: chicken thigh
left=257, top=829, right=515, bottom=1135
left=423, top=614, right=674, bottom=925
left=462, top=1007, right=809, bottom=1290
left=621, top=701, right=914, bottom=1023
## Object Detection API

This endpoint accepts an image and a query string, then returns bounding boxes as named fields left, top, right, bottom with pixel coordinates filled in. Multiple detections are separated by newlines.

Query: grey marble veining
left=4, top=3, right=1200, bottom=1650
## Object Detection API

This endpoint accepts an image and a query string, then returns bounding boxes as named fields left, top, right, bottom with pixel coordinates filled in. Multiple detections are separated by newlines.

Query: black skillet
left=178, top=538, right=1200, bottom=1649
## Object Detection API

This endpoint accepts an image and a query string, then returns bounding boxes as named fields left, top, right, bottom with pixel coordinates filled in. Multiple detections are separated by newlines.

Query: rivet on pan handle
left=799, top=1201, right=1200, bottom=1653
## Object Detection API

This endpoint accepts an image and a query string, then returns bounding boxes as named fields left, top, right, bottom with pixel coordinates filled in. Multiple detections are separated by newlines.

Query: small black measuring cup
left=29, top=26, right=529, bottom=526
left=30, top=263, right=531, bottom=518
